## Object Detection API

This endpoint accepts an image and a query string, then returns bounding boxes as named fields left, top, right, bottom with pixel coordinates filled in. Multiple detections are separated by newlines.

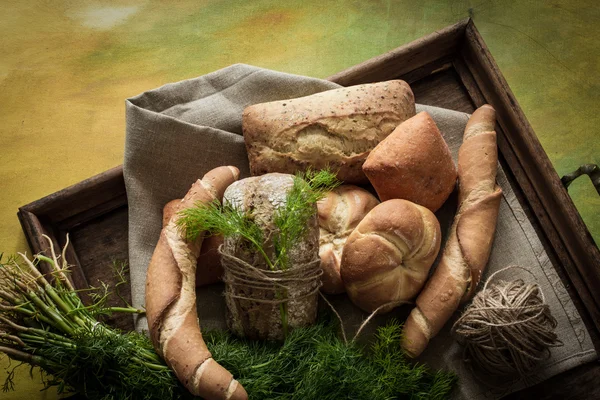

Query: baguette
left=243, top=80, right=416, bottom=184
left=146, top=166, right=248, bottom=400
left=401, top=105, right=502, bottom=358
left=163, top=199, right=224, bottom=288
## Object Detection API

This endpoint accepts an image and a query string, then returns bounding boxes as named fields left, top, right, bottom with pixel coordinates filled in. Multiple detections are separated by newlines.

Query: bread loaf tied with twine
left=222, top=173, right=322, bottom=340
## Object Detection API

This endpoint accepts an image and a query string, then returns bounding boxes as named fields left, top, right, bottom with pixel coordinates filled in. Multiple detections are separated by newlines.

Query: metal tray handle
left=561, top=164, right=600, bottom=196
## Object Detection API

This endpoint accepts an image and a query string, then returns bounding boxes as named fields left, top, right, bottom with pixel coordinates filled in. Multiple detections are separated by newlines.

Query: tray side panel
left=459, top=20, right=600, bottom=337
left=68, top=206, right=132, bottom=331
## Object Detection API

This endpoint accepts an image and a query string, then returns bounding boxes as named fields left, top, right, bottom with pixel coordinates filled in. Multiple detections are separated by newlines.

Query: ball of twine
left=451, top=266, right=563, bottom=379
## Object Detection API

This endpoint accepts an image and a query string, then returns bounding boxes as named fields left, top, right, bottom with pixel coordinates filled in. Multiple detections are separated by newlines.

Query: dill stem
left=246, top=236, right=275, bottom=270
left=0, top=345, right=47, bottom=367
left=249, top=358, right=276, bottom=369
left=19, top=325, right=74, bottom=343
left=20, top=252, right=85, bottom=327
left=0, top=290, right=21, bottom=304
left=25, top=290, right=74, bottom=335
left=41, top=283, right=88, bottom=328
left=0, top=317, right=74, bottom=348
left=135, top=347, right=164, bottom=363
left=131, top=356, right=170, bottom=371
left=0, top=302, right=55, bottom=326
left=19, top=333, right=75, bottom=348
left=0, top=333, right=25, bottom=347
left=99, top=306, right=145, bottom=314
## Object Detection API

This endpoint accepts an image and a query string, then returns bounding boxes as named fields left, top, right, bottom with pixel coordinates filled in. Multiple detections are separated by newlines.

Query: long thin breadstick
left=401, top=105, right=502, bottom=358
left=145, top=166, right=248, bottom=400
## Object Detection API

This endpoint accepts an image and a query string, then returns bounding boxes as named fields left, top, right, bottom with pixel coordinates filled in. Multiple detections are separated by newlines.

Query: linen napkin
left=124, top=64, right=596, bottom=399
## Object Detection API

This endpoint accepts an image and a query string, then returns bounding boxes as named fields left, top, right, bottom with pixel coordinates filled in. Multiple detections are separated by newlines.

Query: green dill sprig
left=1, top=238, right=457, bottom=399
left=273, top=168, right=340, bottom=270
left=177, top=199, right=273, bottom=269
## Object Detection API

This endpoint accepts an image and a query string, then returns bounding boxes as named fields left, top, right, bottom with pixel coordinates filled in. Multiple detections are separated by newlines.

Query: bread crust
left=146, top=166, right=248, bottom=400
left=243, top=80, right=416, bottom=184
left=222, top=173, right=320, bottom=340
left=317, top=185, right=379, bottom=294
left=362, top=111, right=457, bottom=212
left=163, top=199, right=224, bottom=287
left=401, top=105, right=502, bottom=358
left=340, top=199, right=441, bottom=312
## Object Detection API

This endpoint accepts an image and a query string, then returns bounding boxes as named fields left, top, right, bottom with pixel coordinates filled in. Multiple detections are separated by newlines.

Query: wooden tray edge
left=459, top=20, right=600, bottom=337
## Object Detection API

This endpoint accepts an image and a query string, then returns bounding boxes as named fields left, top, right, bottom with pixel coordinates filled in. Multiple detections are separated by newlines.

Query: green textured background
left=1, top=0, right=598, bottom=398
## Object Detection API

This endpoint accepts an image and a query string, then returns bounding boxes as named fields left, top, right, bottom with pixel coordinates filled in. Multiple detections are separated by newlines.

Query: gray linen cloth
left=124, top=64, right=596, bottom=399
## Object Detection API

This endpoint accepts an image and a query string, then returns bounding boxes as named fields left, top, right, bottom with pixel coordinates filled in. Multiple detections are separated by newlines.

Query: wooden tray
left=18, top=19, right=600, bottom=399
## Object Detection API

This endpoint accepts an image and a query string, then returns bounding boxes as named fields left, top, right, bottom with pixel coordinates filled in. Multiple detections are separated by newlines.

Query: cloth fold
left=124, top=64, right=596, bottom=399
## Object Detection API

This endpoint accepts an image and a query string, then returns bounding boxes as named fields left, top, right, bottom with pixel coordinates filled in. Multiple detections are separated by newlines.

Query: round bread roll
left=317, top=185, right=380, bottom=294
left=362, top=111, right=457, bottom=212
left=340, top=199, right=442, bottom=313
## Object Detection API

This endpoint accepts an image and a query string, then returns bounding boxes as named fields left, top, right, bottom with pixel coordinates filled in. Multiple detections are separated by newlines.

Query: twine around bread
left=451, top=266, right=563, bottom=380
left=220, top=246, right=322, bottom=340
left=219, top=247, right=323, bottom=304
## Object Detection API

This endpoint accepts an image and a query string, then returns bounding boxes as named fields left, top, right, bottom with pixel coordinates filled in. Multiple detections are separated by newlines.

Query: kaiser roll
left=340, top=199, right=441, bottom=313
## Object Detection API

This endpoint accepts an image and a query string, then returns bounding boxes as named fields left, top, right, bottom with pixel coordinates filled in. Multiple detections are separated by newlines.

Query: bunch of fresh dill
left=0, top=236, right=193, bottom=400
left=205, top=316, right=457, bottom=399
left=178, top=169, right=340, bottom=271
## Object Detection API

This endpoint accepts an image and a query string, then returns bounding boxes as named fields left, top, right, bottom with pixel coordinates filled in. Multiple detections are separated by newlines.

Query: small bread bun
left=362, top=111, right=457, bottom=212
left=340, top=199, right=441, bottom=313
left=317, top=185, right=380, bottom=294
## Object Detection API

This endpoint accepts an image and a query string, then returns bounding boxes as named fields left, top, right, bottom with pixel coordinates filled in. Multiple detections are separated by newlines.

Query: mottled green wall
left=1, top=1, right=598, bottom=398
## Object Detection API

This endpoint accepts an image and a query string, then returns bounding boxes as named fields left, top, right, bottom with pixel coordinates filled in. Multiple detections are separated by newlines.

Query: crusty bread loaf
left=222, top=173, right=320, bottom=340
left=317, top=185, right=380, bottom=294
left=362, top=111, right=457, bottom=212
left=340, top=199, right=441, bottom=313
left=242, top=80, right=416, bottom=184
left=163, top=199, right=224, bottom=288
left=146, top=166, right=248, bottom=400
left=401, top=105, right=502, bottom=358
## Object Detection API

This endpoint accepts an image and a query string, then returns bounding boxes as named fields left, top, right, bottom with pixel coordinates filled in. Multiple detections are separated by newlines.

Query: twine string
left=219, top=246, right=323, bottom=305
left=352, top=300, right=412, bottom=342
left=452, top=265, right=563, bottom=379
left=319, top=292, right=348, bottom=344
